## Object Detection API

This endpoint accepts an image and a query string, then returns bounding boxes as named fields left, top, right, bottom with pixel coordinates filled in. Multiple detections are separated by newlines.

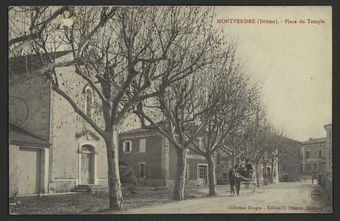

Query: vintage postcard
left=8, top=5, right=332, bottom=214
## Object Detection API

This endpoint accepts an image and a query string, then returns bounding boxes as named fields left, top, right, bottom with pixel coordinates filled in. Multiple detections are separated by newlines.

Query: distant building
left=216, top=150, right=279, bottom=185
left=322, top=124, right=332, bottom=206
left=277, top=138, right=302, bottom=182
left=301, top=137, right=326, bottom=177
left=215, top=151, right=232, bottom=184
left=119, top=128, right=208, bottom=187
left=216, top=137, right=301, bottom=184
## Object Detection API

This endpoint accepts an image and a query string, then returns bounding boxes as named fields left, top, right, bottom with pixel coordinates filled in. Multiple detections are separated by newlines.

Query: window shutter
left=139, top=139, right=146, bottom=152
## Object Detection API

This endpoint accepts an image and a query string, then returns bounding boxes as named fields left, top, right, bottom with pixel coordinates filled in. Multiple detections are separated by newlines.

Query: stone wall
left=49, top=57, right=108, bottom=191
left=9, top=72, right=51, bottom=141
left=301, top=138, right=326, bottom=175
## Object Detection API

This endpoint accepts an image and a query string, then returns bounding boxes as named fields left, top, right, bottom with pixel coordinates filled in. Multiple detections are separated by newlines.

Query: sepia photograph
left=8, top=5, right=332, bottom=214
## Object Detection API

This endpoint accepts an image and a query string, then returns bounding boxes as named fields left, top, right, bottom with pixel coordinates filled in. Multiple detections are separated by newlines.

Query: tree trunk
left=207, top=153, right=216, bottom=196
left=173, top=148, right=187, bottom=200
left=270, top=160, right=274, bottom=184
left=104, top=125, right=124, bottom=210
left=256, top=162, right=260, bottom=187
left=263, top=161, right=268, bottom=185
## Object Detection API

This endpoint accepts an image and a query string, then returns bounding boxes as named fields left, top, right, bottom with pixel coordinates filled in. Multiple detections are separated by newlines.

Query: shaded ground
left=9, top=186, right=207, bottom=214
left=9, top=181, right=331, bottom=214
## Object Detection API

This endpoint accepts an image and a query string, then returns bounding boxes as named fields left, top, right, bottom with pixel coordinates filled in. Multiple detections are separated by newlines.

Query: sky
left=213, top=6, right=332, bottom=141
left=11, top=6, right=330, bottom=142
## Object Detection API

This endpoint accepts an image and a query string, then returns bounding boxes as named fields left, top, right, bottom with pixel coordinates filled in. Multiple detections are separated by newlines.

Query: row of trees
left=9, top=6, right=284, bottom=210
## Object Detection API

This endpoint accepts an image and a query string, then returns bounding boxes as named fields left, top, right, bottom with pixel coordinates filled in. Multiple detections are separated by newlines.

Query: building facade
left=9, top=52, right=109, bottom=196
left=277, top=138, right=302, bottom=182
left=300, top=137, right=326, bottom=177
left=9, top=124, right=50, bottom=196
left=119, top=128, right=209, bottom=187
left=216, top=151, right=279, bottom=185
left=322, top=124, right=332, bottom=206
left=9, top=52, right=210, bottom=196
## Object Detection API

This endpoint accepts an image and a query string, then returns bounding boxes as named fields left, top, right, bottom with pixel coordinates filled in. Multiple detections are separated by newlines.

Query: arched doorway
left=80, top=145, right=95, bottom=184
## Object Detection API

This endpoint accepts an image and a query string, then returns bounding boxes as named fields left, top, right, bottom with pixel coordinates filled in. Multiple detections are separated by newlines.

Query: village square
left=8, top=6, right=332, bottom=214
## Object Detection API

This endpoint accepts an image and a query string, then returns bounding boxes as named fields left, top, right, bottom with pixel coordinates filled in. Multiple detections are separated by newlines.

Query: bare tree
left=245, top=111, right=278, bottom=187
left=188, top=46, right=261, bottom=196
left=220, top=132, right=250, bottom=171
left=9, top=6, right=71, bottom=50
left=130, top=7, right=222, bottom=201
left=134, top=73, right=219, bottom=200
left=10, top=6, right=220, bottom=209
left=9, top=6, right=109, bottom=86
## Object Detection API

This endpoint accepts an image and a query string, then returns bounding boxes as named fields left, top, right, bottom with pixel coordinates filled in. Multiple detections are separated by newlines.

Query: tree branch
left=51, top=84, right=105, bottom=137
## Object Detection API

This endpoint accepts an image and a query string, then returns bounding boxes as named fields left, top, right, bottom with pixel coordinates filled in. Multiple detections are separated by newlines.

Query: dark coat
left=228, top=169, right=235, bottom=184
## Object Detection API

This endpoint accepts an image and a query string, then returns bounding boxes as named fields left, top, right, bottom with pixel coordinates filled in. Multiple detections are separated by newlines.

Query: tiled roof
left=120, top=127, right=156, bottom=136
left=9, top=50, right=72, bottom=75
left=120, top=120, right=168, bottom=136
left=9, top=123, right=50, bottom=147
left=302, top=137, right=326, bottom=144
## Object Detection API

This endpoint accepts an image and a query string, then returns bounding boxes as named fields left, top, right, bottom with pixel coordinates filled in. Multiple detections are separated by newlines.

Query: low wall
left=138, top=178, right=166, bottom=186
left=49, top=180, right=77, bottom=193
left=165, top=179, right=208, bottom=188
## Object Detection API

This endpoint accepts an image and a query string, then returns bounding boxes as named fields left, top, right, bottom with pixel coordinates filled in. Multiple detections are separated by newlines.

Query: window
left=123, top=141, right=132, bottom=153
left=139, top=162, right=146, bottom=178
left=319, top=150, right=322, bottom=158
left=198, top=165, right=207, bottom=179
left=84, top=86, right=94, bottom=117
left=139, top=139, right=146, bottom=152
left=306, top=151, right=310, bottom=158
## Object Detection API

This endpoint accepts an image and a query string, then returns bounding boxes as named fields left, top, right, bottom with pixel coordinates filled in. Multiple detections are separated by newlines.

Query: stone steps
left=72, top=184, right=108, bottom=193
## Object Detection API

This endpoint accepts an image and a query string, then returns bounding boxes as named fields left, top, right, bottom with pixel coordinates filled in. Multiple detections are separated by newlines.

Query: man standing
left=245, top=159, right=253, bottom=178
left=228, top=167, right=235, bottom=197
left=235, top=164, right=248, bottom=196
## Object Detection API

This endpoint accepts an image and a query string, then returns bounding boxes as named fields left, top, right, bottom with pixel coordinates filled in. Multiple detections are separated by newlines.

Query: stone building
left=216, top=150, right=279, bottom=185
left=300, top=137, right=326, bottom=177
left=215, top=152, right=232, bottom=184
left=277, top=138, right=302, bottom=182
left=9, top=123, right=50, bottom=196
left=9, top=52, right=109, bottom=196
left=9, top=51, right=210, bottom=196
left=216, top=137, right=301, bottom=184
left=119, top=127, right=209, bottom=187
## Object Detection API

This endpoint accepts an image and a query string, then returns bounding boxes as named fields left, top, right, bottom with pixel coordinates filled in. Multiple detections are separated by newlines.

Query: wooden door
left=17, top=147, right=41, bottom=195
left=197, top=165, right=208, bottom=185
left=81, top=151, right=93, bottom=184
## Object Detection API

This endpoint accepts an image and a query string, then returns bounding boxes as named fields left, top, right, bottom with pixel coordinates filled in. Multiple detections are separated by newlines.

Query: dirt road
left=117, top=181, right=331, bottom=214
